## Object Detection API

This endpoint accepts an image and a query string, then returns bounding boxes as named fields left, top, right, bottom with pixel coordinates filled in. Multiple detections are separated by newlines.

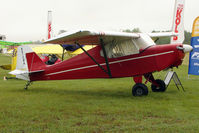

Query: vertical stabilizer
left=170, top=0, right=185, bottom=44
left=26, top=52, right=46, bottom=72
left=47, top=11, right=53, bottom=39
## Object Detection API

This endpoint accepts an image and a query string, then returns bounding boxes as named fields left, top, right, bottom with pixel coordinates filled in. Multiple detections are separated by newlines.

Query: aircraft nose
left=183, top=44, right=193, bottom=53
left=177, top=44, right=193, bottom=53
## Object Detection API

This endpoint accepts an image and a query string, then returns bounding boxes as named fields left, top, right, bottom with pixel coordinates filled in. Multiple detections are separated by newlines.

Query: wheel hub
left=136, top=88, right=143, bottom=96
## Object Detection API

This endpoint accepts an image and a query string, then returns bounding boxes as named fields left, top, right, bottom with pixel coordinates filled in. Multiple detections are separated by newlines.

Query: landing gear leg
left=132, top=76, right=148, bottom=96
left=24, top=81, right=33, bottom=90
left=144, top=73, right=166, bottom=92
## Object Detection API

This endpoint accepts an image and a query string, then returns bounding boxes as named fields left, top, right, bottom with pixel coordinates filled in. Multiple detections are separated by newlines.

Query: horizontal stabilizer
left=9, top=69, right=29, bottom=75
left=9, top=69, right=44, bottom=75
left=9, top=69, right=30, bottom=81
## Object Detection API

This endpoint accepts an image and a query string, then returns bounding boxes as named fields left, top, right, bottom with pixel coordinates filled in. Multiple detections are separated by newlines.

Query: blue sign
left=188, top=36, right=199, bottom=75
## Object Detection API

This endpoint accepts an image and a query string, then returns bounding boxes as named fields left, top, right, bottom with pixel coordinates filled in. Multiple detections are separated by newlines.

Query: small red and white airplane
left=10, top=0, right=192, bottom=96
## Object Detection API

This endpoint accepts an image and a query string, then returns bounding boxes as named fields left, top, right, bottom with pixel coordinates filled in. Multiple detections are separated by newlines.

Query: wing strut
left=60, top=44, right=65, bottom=61
left=100, top=38, right=112, bottom=78
left=76, top=42, right=112, bottom=78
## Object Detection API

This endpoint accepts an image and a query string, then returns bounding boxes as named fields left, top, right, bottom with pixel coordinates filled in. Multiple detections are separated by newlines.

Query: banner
left=188, top=17, right=199, bottom=75
left=192, top=17, right=199, bottom=37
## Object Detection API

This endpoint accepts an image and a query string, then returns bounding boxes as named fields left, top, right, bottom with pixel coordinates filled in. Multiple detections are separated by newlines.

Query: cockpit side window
left=101, top=39, right=139, bottom=58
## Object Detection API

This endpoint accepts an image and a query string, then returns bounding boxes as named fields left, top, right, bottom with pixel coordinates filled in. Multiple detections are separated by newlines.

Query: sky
left=0, top=0, right=199, bottom=42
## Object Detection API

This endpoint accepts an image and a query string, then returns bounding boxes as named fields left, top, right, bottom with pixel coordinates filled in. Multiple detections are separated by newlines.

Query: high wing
left=44, top=29, right=140, bottom=45
left=148, top=32, right=179, bottom=42
left=148, top=32, right=178, bottom=38
left=44, top=29, right=179, bottom=45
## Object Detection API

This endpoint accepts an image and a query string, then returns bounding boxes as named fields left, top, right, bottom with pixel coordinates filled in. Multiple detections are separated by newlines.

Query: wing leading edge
left=148, top=32, right=178, bottom=38
left=44, top=29, right=140, bottom=45
left=44, top=29, right=179, bottom=45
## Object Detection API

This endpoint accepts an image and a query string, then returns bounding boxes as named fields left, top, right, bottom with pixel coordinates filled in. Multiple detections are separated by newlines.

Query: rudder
left=26, top=52, right=46, bottom=72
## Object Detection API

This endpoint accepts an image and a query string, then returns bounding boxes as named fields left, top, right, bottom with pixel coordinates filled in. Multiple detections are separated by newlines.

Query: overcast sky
left=0, top=0, right=199, bottom=42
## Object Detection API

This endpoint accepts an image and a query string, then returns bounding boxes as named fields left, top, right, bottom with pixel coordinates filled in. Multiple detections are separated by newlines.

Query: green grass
left=0, top=54, right=199, bottom=132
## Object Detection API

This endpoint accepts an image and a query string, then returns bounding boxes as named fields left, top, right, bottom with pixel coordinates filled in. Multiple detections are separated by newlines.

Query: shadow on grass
left=7, top=85, right=183, bottom=101
left=16, top=87, right=132, bottom=99
left=4, top=79, right=185, bottom=100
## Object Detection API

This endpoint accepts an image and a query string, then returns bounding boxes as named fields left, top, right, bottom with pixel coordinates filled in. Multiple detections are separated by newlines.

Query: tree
left=183, top=31, right=192, bottom=44
left=123, top=28, right=141, bottom=33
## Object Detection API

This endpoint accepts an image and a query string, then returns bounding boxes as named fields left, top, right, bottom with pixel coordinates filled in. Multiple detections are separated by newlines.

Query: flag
left=188, top=17, right=199, bottom=75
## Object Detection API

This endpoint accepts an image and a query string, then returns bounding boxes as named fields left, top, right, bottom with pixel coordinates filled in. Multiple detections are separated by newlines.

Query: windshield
left=101, top=39, right=139, bottom=58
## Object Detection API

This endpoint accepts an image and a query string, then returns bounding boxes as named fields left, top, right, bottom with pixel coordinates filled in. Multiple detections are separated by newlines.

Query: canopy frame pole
left=60, top=44, right=65, bottom=61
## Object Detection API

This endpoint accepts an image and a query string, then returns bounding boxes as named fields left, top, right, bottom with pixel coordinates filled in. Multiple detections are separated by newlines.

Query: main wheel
left=132, top=83, right=148, bottom=96
left=151, top=79, right=166, bottom=92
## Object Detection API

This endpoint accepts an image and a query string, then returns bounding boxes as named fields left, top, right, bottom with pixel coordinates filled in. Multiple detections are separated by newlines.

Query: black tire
left=132, top=83, right=148, bottom=96
left=151, top=79, right=166, bottom=92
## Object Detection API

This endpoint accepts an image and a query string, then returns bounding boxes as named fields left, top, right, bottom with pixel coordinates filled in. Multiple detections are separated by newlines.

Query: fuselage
left=29, top=43, right=185, bottom=81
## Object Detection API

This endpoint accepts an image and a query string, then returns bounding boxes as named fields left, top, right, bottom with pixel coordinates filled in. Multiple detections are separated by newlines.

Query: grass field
left=0, top=54, right=199, bottom=132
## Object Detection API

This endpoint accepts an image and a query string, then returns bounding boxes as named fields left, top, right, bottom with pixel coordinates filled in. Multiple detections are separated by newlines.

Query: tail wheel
left=151, top=79, right=166, bottom=92
left=132, top=83, right=148, bottom=96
